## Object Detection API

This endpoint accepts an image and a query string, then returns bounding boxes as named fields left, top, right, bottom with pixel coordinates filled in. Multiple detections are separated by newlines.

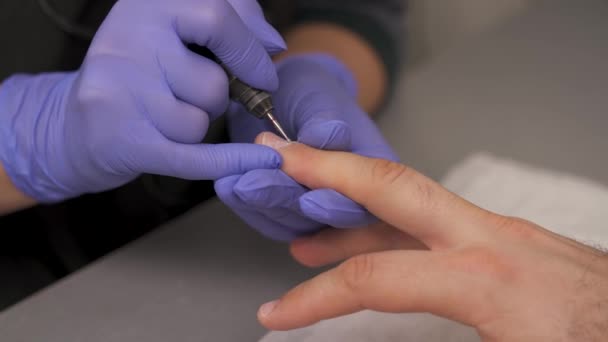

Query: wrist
left=0, top=160, right=36, bottom=214
left=0, top=72, right=78, bottom=203
left=277, top=53, right=359, bottom=100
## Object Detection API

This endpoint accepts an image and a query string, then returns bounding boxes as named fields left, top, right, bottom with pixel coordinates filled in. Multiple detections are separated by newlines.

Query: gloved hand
left=0, top=0, right=286, bottom=203
left=215, top=54, right=398, bottom=241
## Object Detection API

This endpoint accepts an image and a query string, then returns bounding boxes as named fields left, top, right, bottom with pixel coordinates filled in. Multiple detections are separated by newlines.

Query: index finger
left=256, top=133, right=495, bottom=249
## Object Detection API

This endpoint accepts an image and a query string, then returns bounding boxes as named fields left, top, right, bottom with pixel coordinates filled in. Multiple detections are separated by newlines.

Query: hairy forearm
left=0, top=161, right=36, bottom=215
left=278, top=23, right=388, bottom=114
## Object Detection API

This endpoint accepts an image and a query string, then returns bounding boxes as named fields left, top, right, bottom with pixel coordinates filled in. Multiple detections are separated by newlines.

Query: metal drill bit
left=266, top=112, right=292, bottom=142
left=224, top=71, right=292, bottom=142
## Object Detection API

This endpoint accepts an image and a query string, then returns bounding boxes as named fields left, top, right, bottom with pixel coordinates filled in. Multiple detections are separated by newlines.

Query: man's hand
left=0, top=0, right=284, bottom=205
left=255, top=133, right=608, bottom=341
left=215, top=55, right=397, bottom=241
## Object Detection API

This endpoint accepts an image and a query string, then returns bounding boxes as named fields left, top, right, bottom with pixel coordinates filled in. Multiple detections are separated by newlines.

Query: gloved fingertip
left=232, top=169, right=282, bottom=193
left=233, top=180, right=270, bottom=206
left=255, top=21, right=287, bottom=54
left=214, top=177, right=300, bottom=242
left=214, top=175, right=240, bottom=196
left=241, top=147, right=282, bottom=172
left=269, top=150, right=283, bottom=169
left=298, top=119, right=351, bottom=151
left=259, top=33, right=287, bottom=55
left=299, top=197, right=331, bottom=222
left=233, top=170, right=305, bottom=209
left=183, top=144, right=281, bottom=181
left=265, top=44, right=287, bottom=56
left=224, top=44, right=279, bottom=92
left=244, top=64, right=278, bottom=93
left=300, top=190, right=379, bottom=228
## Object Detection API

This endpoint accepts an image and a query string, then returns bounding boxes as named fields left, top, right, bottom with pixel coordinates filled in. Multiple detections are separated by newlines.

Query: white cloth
left=260, top=153, right=608, bottom=342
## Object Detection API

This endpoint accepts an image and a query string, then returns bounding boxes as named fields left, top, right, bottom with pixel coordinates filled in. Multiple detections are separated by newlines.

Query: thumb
left=136, top=138, right=281, bottom=180
left=258, top=250, right=487, bottom=331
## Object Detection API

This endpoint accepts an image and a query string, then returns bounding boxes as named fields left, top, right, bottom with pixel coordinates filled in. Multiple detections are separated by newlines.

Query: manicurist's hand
left=0, top=0, right=284, bottom=206
left=255, top=132, right=608, bottom=342
left=215, top=55, right=397, bottom=241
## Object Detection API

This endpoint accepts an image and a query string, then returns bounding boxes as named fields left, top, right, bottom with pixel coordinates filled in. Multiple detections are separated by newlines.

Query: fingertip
left=265, top=146, right=284, bottom=169
left=258, top=300, right=281, bottom=329
left=187, top=144, right=282, bottom=180
left=228, top=53, right=279, bottom=92
left=240, top=145, right=283, bottom=174
left=299, top=196, right=331, bottom=221
left=300, top=190, right=377, bottom=228
left=214, top=175, right=240, bottom=200
left=259, top=299, right=279, bottom=318
left=264, top=42, right=287, bottom=56
left=254, top=132, right=268, bottom=145
left=214, top=175, right=300, bottom=242
left=232, top=170, right=268, bottom=193
left=232, top=170, right=277, bottom=206
left=256, top=23, right=287, bottom=55
left=225, top=0, right=286, bottom=54
left=289, top=238, right=327, bottom=268
left=256, top=133, right=334, bottom=190
left=234, top=169, right=305, bottom=209
left=233, top=143, right=283, bottom=170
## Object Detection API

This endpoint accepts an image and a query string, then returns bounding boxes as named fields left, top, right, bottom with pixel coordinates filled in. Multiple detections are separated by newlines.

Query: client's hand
left=255, top=133, right=608, bottom=342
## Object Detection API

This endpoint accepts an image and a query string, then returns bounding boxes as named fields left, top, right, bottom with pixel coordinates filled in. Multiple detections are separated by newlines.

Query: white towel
left=261, top=153, right=608, bottom=342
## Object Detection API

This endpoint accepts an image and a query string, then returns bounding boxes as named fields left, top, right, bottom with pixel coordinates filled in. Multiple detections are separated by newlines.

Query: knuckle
left=450, top=246, right=516, bottom=282
left=75, top=67, right=117, bottom=107
left=75, top=85, right=104, bottom=107
left=196, top=0, right=228, bottom=31
left=369, top=159, right=410, bottom=186
left=368, top=159, right=438, bottom=212
left=338, top=254, right=376, bottom=293
left=414, top=176, right=439, bottom=213
left=492, top=215, right=539, bottom=239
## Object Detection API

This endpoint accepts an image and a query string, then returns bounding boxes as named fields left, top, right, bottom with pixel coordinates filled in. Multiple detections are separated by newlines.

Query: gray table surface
left=379, top=0, right=608, bottom=186
left=2, top=0, right=608, bottom=341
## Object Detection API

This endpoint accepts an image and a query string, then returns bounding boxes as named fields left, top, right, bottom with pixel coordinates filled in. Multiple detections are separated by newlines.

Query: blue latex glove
left=215, top=54, right=399, bottom=241
left=0, top=0, right=287, bottom=203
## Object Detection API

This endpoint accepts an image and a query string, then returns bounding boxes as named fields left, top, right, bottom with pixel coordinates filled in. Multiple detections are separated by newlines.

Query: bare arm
left=0, top=161, right=36, bottom=215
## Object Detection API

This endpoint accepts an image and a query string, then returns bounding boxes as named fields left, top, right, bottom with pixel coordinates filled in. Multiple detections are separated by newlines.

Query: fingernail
left=259, top=300, right=279, bottom=318
left=259, top=132, right=291, bottom=150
